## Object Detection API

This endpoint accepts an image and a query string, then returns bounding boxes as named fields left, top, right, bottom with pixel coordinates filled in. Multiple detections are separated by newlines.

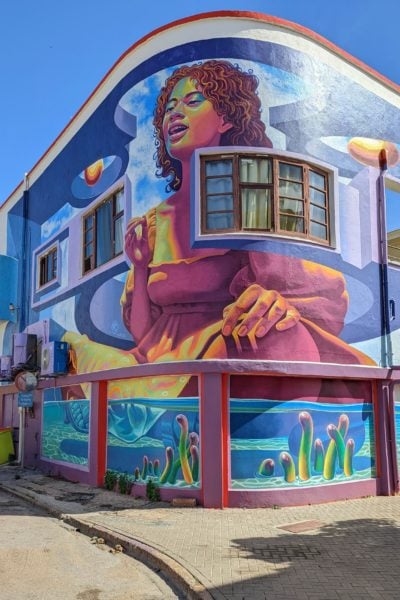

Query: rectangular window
left=83, top=188, right=124, bottom=274
left=201, top=154, right=330, bottom=244
left=39, top=247, right=58, bottom=287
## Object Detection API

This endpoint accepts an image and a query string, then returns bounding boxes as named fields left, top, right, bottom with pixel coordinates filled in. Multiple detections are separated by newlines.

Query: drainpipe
left=20, top=173, right=30, bottom=332
left=377, top=150, right=393, bottom=367
left=380, top=382, right=398, bottom=495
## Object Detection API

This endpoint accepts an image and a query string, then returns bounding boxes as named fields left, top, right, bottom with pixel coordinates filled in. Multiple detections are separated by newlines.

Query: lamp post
left=377, top=148, right=393, bottom=367
left=347, top=137, right=399, bottom=367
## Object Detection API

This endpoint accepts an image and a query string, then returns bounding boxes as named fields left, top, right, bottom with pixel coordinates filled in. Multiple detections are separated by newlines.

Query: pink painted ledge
left=0, top=360, right=392, bottom=397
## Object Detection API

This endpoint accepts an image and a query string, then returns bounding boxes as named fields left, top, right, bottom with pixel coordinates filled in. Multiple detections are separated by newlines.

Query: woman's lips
left=168, top=122, right=188, bottom=142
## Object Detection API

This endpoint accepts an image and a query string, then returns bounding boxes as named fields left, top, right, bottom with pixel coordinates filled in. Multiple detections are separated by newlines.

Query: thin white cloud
left=41, top=204, right=80, bottom=242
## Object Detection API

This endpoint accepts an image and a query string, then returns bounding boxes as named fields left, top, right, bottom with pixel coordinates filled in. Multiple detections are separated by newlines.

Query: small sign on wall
left=18, top=392, right=34, bottom=408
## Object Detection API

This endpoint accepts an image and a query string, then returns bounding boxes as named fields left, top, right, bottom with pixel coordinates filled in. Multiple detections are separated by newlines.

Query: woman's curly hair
left=153, top=60, right=272, bottom=191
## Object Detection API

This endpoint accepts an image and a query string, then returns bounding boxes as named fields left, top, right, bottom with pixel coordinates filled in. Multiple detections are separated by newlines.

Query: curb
left=65, top=516, right=213, bottom=600
left=0, top=482, right=214, bottom=600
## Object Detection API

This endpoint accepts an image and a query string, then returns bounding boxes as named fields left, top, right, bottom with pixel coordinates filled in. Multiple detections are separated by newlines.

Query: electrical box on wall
left=12, top=334, right=38, bottom=371
left=0, top=356, right=12, bottom=380
left=40, top=341, right=69, bottom=376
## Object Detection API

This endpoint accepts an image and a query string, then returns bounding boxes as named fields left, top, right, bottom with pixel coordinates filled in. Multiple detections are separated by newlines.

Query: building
left=1, top=11, right=400, bottom=508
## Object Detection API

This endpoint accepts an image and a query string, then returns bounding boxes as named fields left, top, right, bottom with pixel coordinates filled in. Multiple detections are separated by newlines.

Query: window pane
left=280, top=215, right=304, bottom=233
left=310, top=187, right=326, bottom=207
left=52, top=252, right=57, bottom=279
left=240, top=158, right=272, bottom=183
left=241, top=188, right=272, bottom=229
left=114, top=215, right=124, bottom=255
left=85, top=228, right=93, bottom=244
left=96, top=201, right=113, bottom=267
left=47, top=254, right=53, bottom=282
left=39, top=258, right=46, bottom=285
left=279, top=163, right=303, bottom=182
left=85, top=242, right=93, bottom=259
left=310, top=204, right=327, bottom=224
left=310, top=221, right=328, bottom=240
left=207, top=194, right=233, bottom=212
left=279, top=181, right=303, bottom=199
left=84, top=256, right=92, bottom=273
left=279, top=198, right=304, bottom=216
left=115, top=189, right=124, bottom=214
left=206, top=212, right=234, bottom=230
left=206, top=177, right=232, bottom=194
left=309, top=170, right=326, bottom=191
left=85, top=214, right=94, bottom=230
left=205, top=159, right=232, bottom=176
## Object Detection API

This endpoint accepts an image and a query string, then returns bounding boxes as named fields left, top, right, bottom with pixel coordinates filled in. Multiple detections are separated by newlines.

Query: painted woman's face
left=162, top=77, right=232, bottom=161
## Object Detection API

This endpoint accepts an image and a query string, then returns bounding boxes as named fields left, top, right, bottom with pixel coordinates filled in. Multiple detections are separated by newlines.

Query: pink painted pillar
left=88, top=380, right=108, bottom=487
left=377, top=382, right=398, bottom=495
left=200, top=372, right=228, bottom=508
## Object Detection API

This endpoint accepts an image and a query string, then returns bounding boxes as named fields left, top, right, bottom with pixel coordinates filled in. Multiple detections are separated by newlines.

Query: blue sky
left=1, top=0, right=400, bottom=202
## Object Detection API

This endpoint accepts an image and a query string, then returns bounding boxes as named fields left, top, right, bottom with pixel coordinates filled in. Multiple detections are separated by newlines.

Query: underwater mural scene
left=41, top=387, right=90, bottom=467
left=106, top=395, right=200, bottom=489
left=229, top=377, right=375, bottom=489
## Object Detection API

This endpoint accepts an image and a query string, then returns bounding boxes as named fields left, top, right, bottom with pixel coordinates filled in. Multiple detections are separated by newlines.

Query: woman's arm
left=122, top=215, right=155, bottom=343
left=249, top=253, right=348, bottom=336
left=223, top=252, right=348, bottom=340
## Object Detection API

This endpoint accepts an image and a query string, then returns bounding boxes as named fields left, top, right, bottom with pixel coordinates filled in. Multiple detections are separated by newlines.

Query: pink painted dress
left=121, top=204, right=373, bottom=370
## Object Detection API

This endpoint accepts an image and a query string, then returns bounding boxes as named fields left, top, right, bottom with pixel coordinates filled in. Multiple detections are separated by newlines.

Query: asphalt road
left=0, top=489, right=180, bottom=600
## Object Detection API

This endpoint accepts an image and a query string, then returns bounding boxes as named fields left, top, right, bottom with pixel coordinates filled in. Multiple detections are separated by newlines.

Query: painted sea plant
left=257, top=411, right=356, bottom=484
left=134, top=413, right=200, bottom=487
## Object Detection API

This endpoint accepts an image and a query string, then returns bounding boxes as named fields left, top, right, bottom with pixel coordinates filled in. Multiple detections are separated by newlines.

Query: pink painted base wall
left=228, top=479, right=378, bottom=508
left=2, top=360, right=399, bottom=508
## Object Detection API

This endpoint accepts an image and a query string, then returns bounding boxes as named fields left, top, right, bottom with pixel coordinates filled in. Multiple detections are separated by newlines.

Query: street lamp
left=348, top=137, right=399, bottom=367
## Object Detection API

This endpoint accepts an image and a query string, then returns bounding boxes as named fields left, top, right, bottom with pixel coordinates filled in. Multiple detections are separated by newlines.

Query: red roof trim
left=3, top=10, right=400, bottom=207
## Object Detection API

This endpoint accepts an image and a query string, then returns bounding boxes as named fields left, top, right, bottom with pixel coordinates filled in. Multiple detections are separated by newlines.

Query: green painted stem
left=141, top=455, right=148, bottom=480
left=299, top=412, right=313, bottom=480
left=344, top=439, right=355, bottom=476
left=279, top=452, right=296, bottom=483
left=314, top=439, right=324, bottom=473
left=338, top=414, right=349, bottom=438
left=328, top=425, right=346, bottom=469
left=323, top=414, right=350, bottom=479
left=159, top=446, right=174, bottom=484
left=190, top=445, right=199, bottom=482
left=168, top=457, right=181, bottom=484
left=176, top=414, right=193, bottom=484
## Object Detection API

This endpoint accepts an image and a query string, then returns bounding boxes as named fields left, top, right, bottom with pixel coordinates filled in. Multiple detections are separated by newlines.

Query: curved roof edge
left=3, top=9, right=399, bottom=209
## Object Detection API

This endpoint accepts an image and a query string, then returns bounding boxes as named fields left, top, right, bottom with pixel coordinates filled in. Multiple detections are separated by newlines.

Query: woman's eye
left=165, top=103, right=175, bottom=113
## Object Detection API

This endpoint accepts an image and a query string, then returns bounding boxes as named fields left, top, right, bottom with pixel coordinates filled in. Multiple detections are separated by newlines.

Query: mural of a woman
left=65, top=60, right=374, bottom=399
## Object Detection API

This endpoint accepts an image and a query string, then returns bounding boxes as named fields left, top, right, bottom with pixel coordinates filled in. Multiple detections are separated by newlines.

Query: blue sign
left=18, top=392, right=34, bottom=408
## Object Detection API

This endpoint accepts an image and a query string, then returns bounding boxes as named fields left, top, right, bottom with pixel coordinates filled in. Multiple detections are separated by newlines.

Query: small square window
left=38, top=247, right=58, bottom=287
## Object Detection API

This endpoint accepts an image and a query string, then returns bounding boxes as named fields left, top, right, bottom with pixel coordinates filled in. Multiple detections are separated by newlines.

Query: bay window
left=201, top=153, right=330, bottom=244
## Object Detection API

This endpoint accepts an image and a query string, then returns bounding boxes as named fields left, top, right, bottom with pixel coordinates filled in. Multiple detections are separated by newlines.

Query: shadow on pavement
left=211, top=518, right=400, bottom=600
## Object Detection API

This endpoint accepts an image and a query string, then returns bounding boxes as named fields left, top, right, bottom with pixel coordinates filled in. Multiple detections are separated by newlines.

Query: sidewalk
left=1, top=466, right=400, bottom=600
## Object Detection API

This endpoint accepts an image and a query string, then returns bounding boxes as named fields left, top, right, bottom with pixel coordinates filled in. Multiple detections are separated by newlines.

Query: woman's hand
left=222, top=284, right=300, bottom=338
left=124, top=217, right=151, bottom=267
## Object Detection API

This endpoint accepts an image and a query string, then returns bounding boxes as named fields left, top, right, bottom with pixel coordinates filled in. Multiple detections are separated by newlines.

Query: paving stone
left=1, top=466, right=400, bottom=600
